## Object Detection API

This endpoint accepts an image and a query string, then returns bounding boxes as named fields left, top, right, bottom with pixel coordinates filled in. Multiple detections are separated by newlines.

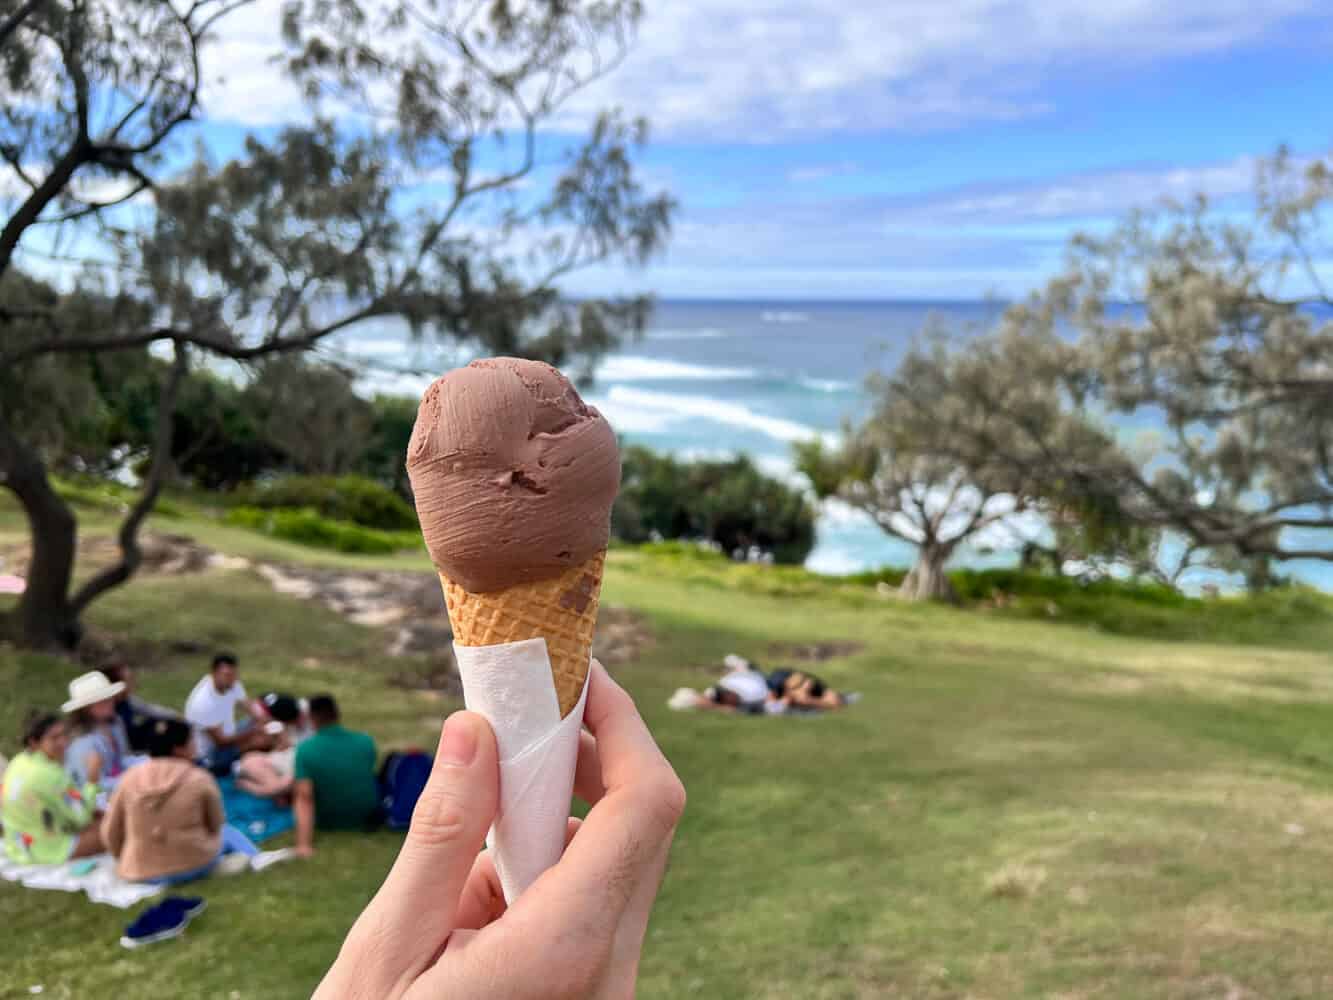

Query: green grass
left=4, top=502, right=1333, bottom=997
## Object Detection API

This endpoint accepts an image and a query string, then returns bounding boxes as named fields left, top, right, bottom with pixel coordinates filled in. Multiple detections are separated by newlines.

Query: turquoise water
left=339, top=300, right=1329, bottom=588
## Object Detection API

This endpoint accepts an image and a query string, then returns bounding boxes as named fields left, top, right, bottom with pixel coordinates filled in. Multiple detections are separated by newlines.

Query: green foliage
left=356, top=395, right=419, bottom=498
left=171, top=370, right=281, bottom=490
left=51, top=477, right=184, bottom=519
left=614, top=446, right=816, bottom=564
left=223, top=507, right=421, bottom=554
left=235, top=475, right=417, bottom=531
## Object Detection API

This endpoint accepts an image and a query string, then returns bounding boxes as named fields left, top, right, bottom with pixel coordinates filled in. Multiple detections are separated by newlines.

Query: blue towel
left=217, top=777, right=294, bottom=843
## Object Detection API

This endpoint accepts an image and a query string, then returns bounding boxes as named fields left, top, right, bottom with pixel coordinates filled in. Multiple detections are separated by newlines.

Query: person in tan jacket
left=102, top=718, right=260, bottom=885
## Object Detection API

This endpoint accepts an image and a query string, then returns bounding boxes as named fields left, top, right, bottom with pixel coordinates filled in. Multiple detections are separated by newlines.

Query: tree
left=1, top=0, right=672, bottom=648
left=356, top=395, right=419, bottom=498
left=245, top=358, right=375, bottom=477
left=798, top=333, right=1050, bottom=601
left=991, top=149, right=1333, bottom=574
left=613, top=446, right=817, bottom=565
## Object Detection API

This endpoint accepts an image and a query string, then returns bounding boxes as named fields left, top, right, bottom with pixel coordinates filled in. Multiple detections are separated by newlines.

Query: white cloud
left=201, top=1, right=1328, bottom=138
left=904, top=154, right=1271, bottom=224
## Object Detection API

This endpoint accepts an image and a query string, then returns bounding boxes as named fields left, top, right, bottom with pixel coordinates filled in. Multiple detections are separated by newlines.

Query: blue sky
left=16, top=1, right=1333, bottom=300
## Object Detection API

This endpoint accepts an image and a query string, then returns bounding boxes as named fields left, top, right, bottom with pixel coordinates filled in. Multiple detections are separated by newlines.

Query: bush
left=235, top=475, right=417, bottom=531
left=614, top=447, right=816, bottom=565
left=224, top=506, right=421, bottom=554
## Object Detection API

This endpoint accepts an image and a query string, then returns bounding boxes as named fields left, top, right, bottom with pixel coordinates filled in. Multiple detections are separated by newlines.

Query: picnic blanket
left=0, top=854, right=162, bottom=909
left=0, top=780, right=295, bottom=908
left=217, top=776, right=295, bottom=844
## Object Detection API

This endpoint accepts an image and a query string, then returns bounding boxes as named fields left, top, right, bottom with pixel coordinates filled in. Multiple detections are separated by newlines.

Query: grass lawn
left=3, top=508, right=1333, bottom=998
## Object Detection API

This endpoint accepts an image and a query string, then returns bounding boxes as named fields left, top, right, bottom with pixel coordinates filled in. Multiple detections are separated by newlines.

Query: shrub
left=614, top=447, right=816, bottom=565
left=235, top=475, right=417, bottom=531
left=224, top=506, right=421, bottom=554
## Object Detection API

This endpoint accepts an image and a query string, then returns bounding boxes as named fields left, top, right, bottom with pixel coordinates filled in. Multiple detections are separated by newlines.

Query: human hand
left=314, top=661, right=685, bottom=1000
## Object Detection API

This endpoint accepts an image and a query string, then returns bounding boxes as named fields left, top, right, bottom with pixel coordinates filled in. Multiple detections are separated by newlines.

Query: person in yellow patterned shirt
left=1, top=713, right=103, bottom=865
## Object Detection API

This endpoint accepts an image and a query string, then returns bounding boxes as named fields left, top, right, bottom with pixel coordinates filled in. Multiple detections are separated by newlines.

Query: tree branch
left=69, top=342, right=188, bottom=615
left=0, top=0, right=46, bottom=47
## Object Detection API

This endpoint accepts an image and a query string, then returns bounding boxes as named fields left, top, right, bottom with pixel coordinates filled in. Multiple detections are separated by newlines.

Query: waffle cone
left=441, top=551, right=605, bottom=717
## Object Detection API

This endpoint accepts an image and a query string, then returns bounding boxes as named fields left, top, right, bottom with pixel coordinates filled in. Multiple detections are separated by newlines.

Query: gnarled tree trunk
left=0, top=345, right=187, bottom=650
left=900, top=541, right=957, bottom=602
left=0, top=418, right=81, bottom=648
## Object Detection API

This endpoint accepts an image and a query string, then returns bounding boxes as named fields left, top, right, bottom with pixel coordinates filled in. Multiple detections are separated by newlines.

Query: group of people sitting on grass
left=670, top=654, right=859, bottom=714
left=0, top=652, right=381, bottom=885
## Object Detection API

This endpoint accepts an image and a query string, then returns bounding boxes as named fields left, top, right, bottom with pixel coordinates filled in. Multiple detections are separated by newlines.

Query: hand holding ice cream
left=406, top=357, right=620, bottom=899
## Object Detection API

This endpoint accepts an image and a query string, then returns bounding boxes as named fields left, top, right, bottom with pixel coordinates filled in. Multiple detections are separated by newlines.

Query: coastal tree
left=799, top=333, right=1055, bottom=601
left=0, top=0, right=672, bottom=649
left=990, top=149, right=1333, bottom=577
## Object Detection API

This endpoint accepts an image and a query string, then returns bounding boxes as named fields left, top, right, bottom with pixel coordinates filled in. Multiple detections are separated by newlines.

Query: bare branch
left=70, top=342, right=189, bottom=615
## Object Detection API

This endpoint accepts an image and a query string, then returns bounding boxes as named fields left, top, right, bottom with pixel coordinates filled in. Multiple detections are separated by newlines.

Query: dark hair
left=70, top=705, right=99, bottom=733
left=706, top=686, right=741, bottom=708
left=101, top=662, right=129, bottom=685
left=22, top=711, right=62, bottom=748
left=211, top=652, right=238, bottom=671
left=263, top=692, right=301, bottom=723
left=308, top=694, right=339, bottom=726
left=146, top=718, right=194, bottom=758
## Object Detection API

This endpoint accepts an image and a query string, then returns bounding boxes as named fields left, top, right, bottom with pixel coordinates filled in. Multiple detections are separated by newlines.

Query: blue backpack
left=379, top=751, right=433, bottom=831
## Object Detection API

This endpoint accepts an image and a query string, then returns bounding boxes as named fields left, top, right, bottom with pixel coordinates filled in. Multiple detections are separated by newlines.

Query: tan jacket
left=102, top=758, right=223, bottom=881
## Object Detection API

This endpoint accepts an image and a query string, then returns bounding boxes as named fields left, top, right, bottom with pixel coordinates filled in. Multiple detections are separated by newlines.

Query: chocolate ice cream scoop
left=406, top=358, right=620, bottom=593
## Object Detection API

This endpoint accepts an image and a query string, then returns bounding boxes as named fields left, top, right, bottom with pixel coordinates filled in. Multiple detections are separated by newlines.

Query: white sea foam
left=592, top=386, right=836, bottom=446
left=760, top=310, right=810, bottom=324
left=596, top=356, right=756, bottom=382
left=671, top=449, right=809, bottom=488
left=644, top=328, right=729, bottom=341
left=797, top=376, right=853, bottom=393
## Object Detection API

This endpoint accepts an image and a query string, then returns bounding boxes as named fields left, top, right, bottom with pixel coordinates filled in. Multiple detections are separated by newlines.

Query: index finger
left=506, top=662, right=685, bottom=930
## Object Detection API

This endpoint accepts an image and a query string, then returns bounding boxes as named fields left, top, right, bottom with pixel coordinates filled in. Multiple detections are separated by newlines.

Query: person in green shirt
left=2, top=712, right=104, bottom=864
left=293, top=695, right=379, bottom=857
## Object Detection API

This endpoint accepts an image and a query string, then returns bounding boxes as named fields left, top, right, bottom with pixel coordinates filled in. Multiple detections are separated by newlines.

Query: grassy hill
left=3, top=503, right=1333, bottom=998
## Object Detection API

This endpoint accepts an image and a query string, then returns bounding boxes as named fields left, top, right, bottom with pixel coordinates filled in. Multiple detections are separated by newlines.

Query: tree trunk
left=0, top=418, right=81, bottom=648
left=900, top=542, right=957, bottom=602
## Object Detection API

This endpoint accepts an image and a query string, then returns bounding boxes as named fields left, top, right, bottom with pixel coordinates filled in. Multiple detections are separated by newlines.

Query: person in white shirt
left=184, top=652, right=272, bottom=775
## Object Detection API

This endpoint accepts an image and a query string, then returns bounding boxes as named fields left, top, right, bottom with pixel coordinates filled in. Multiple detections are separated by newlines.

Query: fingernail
left=439, top=713, right=478, bottom=766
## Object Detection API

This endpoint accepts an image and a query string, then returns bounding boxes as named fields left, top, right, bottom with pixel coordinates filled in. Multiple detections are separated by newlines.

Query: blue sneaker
left=160, top=896, right=208, bottom=922
left=120, top=898, right=201, bottom=949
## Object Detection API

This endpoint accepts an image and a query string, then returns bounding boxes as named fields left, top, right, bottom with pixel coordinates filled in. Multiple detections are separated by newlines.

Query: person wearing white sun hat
left=62, top=670, right=135, bottom=794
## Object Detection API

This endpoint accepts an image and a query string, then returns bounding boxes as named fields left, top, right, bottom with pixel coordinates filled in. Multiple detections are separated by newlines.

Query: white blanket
left=0, top=854, right=163, bottom=909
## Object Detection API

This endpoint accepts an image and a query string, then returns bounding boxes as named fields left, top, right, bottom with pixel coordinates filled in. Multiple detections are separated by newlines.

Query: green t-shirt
left=293, top=725, right=379, bottom=830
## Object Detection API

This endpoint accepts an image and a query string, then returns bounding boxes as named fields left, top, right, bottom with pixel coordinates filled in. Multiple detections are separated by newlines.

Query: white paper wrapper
left=454, top=637, right=589, bottom=903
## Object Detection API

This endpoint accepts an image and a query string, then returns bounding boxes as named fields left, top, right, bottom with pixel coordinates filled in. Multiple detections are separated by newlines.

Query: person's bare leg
left=236, top=729, right=276, bottom=753
left=70, top=825, right=104, bottom=859
left=236, top=753, right=292, bottom=798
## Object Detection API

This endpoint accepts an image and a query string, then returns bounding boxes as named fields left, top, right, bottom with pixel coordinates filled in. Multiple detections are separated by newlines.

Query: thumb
left=372, top=711, right=499, bottom=957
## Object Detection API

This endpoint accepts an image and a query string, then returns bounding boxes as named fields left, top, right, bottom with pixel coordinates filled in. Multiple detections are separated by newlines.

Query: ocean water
left=341, top=299, right=1330, bottom=587
left=580, top=300, right=1005, bottom=575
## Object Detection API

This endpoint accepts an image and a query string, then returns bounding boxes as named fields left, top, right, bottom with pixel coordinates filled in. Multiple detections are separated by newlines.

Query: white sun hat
left=62, top=671, right=126, bottom=713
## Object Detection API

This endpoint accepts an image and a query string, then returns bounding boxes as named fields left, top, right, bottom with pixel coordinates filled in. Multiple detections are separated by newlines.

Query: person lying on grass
left=670, top=657, right=857, bottom=714
left=2, top=712, right=104, bottom=864
left=102, top=718, right=260, bottom=885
